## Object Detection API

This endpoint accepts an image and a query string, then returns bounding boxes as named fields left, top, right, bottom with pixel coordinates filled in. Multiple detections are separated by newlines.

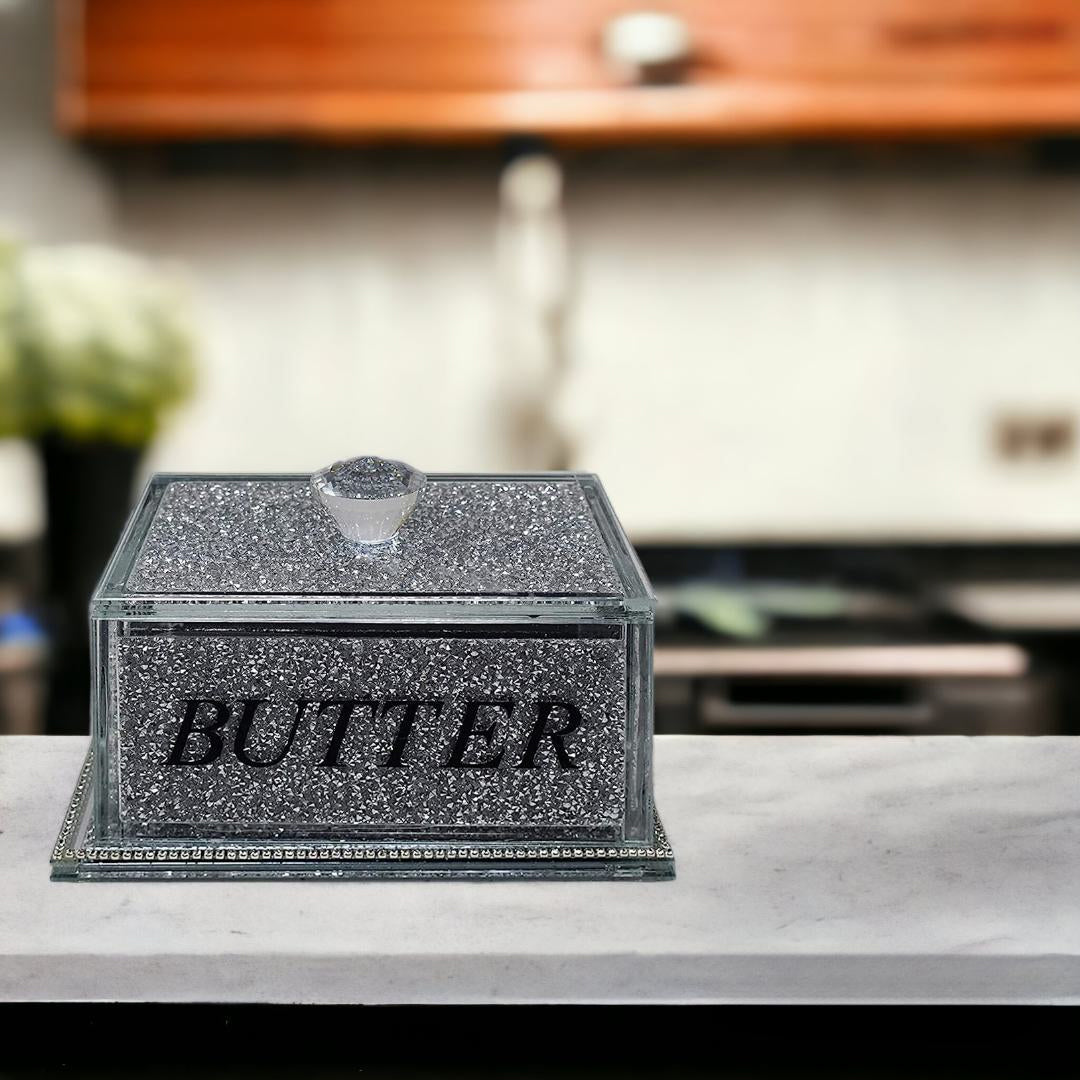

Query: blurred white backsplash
left=2, top=2, right=1080, bottom=543
left=117, top=162, right=1080, bottom=542
left=566, top=167, right=1080, bottom=539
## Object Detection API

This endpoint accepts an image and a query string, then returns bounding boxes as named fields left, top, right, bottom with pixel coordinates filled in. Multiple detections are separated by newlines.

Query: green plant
left=2, top=240, right=196, bottom=444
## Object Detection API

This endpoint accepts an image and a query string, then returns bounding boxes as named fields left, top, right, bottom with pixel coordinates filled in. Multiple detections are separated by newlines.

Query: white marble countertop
left=1, top=734, right=1078, bottom=1004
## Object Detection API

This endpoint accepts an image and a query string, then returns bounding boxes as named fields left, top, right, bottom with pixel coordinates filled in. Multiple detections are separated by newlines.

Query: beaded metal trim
left=52, top=752, right=674, bottom=876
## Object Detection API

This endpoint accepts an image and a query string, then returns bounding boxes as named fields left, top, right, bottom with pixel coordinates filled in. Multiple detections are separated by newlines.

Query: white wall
left=568, top=162, right=1080, bottom=539
left=2, top=1, right=1079, bottom=542
left=118, top=169, right=505, bottom=477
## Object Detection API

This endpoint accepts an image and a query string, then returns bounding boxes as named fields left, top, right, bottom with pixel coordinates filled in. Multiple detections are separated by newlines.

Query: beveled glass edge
left=52, top=750, right=675, bottom=881
left=574, top=473, right=654, bottom=609
left=623, top=619, right=655, bottom=842
left=93, top=473, right=169, bottom=601
left=90, top=598, right=647, bottom=621
left=92, top=472, right=655, bottom=615
left=90, top=618, right=113, bottom=837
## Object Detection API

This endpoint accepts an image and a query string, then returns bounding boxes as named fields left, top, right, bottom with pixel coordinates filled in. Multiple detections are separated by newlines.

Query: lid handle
left=311, top=456, right=426, bottom=544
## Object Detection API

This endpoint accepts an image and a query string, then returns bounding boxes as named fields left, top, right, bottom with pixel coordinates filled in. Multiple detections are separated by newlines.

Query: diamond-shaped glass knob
left=311, top=456, right=426, bottom=544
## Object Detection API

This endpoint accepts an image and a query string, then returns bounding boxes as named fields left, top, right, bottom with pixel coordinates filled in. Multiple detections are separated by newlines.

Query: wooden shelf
left=57, top=0, right=1080, bottom=141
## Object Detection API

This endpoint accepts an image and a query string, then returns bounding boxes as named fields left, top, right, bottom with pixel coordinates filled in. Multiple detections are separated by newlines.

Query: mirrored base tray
left=51, top=753, right=675, bottom=882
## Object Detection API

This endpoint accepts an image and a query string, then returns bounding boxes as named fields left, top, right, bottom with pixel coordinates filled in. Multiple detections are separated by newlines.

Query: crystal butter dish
left=52, top=457, right=674, bottom=880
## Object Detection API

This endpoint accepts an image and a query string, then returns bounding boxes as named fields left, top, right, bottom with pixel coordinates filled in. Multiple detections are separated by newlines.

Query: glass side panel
left=100, top=621, right=631, bottom=842
left=124, top=474, right=625, bottom=597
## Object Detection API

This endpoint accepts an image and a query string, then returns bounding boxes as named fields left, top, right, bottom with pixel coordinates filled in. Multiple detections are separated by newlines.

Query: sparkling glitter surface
left=114, top=630, right=627, bottom=838
left=127, top=478, right=623, bottom=596
left=317, top=456, right=424, bottom=500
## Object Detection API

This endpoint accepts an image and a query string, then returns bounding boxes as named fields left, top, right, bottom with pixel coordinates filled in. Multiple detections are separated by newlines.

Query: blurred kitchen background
left=4, top=0, right=1080, bottom=737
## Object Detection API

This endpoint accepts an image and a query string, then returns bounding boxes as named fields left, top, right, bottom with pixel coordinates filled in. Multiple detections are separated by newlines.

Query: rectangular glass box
left=52, top=469, right=674, bottom=880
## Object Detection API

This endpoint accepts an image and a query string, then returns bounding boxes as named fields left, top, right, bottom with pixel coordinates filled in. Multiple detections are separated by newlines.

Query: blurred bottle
left=494, top=145, right=572, bottom=470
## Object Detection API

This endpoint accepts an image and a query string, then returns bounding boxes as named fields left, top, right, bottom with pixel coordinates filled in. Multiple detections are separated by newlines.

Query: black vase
left=39, top=434, right=142, bottom=734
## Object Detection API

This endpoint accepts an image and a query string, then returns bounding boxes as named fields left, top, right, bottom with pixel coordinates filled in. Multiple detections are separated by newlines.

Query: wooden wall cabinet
left=57, top=0, right=1080, bottom=140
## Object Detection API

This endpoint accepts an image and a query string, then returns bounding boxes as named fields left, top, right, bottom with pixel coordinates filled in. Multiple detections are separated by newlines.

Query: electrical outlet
left=993, top=411, right=1076, bottom=463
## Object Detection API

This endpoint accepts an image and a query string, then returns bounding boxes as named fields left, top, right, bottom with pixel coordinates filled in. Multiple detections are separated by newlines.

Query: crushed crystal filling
left=319, top=456, right=423, bottom=501
left=127, top=478, right=624, bottom=596
left=114, top=632, right=627, bottom=833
